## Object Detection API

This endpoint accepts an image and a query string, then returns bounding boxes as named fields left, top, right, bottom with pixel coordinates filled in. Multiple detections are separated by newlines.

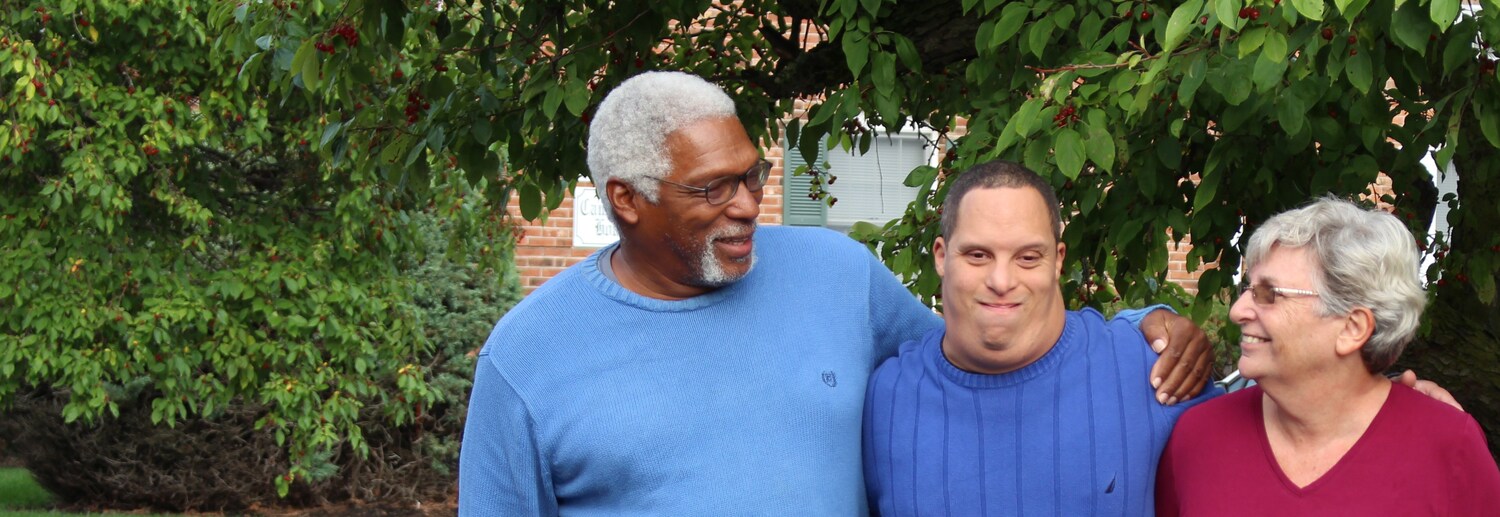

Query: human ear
left=605, top=179, right=641, bottom=226
left=1334, top=307, right=1376, bottom=358
left=933, top=236, right=948, bottom=278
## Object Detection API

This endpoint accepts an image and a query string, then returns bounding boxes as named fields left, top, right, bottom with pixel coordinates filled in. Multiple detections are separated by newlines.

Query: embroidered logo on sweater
left=821, top=370, right=837, bottom=387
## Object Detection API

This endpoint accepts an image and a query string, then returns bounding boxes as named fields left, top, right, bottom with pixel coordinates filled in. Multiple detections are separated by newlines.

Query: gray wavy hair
left=586, top=71, right=737, bottom=219
left=1244, top=196, right=1427, bottom=373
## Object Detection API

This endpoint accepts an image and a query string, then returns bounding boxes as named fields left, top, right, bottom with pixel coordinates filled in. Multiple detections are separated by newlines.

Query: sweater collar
left=930, top=311, right=1082, bottom=388
left=582, top=243, right=740, bottom=312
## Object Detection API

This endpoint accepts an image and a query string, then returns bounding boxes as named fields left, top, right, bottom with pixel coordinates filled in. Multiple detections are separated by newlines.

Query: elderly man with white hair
left=1156, top=197, right=1500, bottom=515
left=457, top=71, right=1216, bottom=515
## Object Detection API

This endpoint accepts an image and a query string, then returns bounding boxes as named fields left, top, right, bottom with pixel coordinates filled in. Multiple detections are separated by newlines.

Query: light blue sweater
left=863, top=309, right=1222, bottom=517
left=458, top=226, right=942, bottom=515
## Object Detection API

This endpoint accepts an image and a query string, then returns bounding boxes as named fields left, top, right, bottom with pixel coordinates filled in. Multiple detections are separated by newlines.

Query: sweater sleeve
left=865, top=251, right=942, bottom=362
left=458, top=355, right=558, bottom=517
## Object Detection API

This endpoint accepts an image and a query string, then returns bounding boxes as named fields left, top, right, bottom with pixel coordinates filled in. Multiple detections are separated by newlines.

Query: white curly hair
left=586, top=71, right=738, bottom=222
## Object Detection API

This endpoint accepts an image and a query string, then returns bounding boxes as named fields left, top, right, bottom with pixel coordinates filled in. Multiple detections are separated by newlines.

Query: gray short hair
left=1243, top=197, right=1426, bottom=373
left=586, top=72, right=737, bottom=217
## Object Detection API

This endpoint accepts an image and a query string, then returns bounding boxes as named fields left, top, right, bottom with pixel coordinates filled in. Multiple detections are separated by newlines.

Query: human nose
left=1228, top=286, right=1256, bottom=325
left=984, top=262, right=1017, bottom=294
left=722, top=176, right=762, bottom=220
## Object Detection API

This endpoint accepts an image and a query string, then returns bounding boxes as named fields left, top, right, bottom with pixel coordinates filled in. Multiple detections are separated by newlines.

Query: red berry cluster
left=403, top=91, right=429, bottom=125
left=315, top=23, right=357, bottom=54
left=1322, top=27, right=1334, bottom=40
left=34, top=7, right=51, bottom=24
left=1238, top=7, right=1261, bottom=20
left=330, top=22, right=358, bottom=46
left=1053, top=105, right=1079, bottom=128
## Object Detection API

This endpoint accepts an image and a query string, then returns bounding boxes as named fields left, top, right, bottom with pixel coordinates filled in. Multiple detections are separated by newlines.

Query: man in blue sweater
left=863, top=160, right=1224, bottom=516
left=457, top=72, right=1215, bottom=515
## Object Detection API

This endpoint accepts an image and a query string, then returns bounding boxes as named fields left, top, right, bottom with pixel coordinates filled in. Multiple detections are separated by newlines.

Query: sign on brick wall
left=572, top=186, right=619, bottom=248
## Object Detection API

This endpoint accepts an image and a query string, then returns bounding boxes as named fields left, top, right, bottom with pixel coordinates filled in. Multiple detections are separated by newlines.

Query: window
left=783, top=131, right=937, bottom=233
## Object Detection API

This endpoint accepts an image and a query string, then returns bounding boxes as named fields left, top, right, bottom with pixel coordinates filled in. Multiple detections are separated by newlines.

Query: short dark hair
left=939, top=159, right=1062, bottom=241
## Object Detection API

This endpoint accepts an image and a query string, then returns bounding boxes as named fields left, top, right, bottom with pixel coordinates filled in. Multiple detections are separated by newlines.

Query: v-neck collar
left=1255, top=384, right=1399, bottom=495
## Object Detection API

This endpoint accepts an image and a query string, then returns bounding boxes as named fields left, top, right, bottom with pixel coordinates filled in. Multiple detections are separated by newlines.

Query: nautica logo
left=821, top=370, right=837, bottom=387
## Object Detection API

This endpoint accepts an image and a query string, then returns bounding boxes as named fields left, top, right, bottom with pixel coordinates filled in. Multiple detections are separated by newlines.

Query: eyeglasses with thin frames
left=1235, top=280, right=1319, bottom=306
left=653, top=159, right=772, bottom=205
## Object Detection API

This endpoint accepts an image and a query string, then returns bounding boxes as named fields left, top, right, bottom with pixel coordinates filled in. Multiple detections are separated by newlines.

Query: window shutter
left=822, top=134, right=928, bottom=230
left=782, top=137, right=828, bottom=226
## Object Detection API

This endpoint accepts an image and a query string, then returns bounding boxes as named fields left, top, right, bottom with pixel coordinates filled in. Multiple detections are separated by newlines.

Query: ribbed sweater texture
left=863, top=309, right=1221, bottom=517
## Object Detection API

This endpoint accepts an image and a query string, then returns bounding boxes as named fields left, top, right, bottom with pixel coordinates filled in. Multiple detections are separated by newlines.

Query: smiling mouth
left=1242, top=334, right=1270, bottom=344
left=979, top=301, right=1022, bottom=311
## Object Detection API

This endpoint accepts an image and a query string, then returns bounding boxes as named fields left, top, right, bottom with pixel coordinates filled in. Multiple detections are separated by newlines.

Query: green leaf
left=1156, top=137, right=1182, bottom=169
left=1291, top=0, right=1325, bottom=21
left=1238, top=27, right=1268, bottom=57
left=1430, top=0, right=1460, bottom=31
left=1345, top=47, right=1372, bottom=94
left=843, top=32, right=870, bottom=77
left=290, top=40, right=313, bottom=86
left=993, top=4, right=1031, bottom=47
left=1443, top=27, right=1477, bottom=76
left=1010, top=97, right=1046, bottom=137
left=1215, top=0, right=1241, bottom=32
left=1026, top=19, right=1056, bottom=59
left=1391, top=2, right=1432, bottom=54
left=1335, top=0, right=1372, bottom=19
left=319, top=121, right=344, bottom=148
left=1178, top=55, right=1209, bottom=105
left=894, top=36, right=922, bottom=72
left=300, top=46, right=321, bottom=91
left=542, top=85, right=563, bottom=119
left=564, top=82, right=590, bottom=117
left=1276, top=93, right=1308, bottom=135
left=1252, top=51, right=1289, bottom=93
left=1054, top=128, right=1086, bottom=179
left=1263, top=31, right=1288, bottom=61
left=1479, top=104, right=1500, bottom=148
left=861, top=0, right=882, bottom=16
left=1084, top=123, right=1117, bottom=174
left=1162, top=0, right=1205, bottom=52
left=904, top=165, right=939, bottom=187
left=1193, top=169, right=1222, bottom=212
left=519, top=183, right=542, bottom=220
left=872, top=51, right=897, bottom=89
left=472, top=118, right=493, bottom=144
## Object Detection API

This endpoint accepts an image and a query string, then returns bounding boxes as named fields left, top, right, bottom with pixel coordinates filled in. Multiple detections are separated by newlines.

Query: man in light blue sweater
left=457, top=72, right=1214, bottom=515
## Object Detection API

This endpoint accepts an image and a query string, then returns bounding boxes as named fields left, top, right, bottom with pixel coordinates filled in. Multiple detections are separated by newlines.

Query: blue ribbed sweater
left=863, top=309, right=1221, bottom=517
left=458, top=226, right=943, bottom=516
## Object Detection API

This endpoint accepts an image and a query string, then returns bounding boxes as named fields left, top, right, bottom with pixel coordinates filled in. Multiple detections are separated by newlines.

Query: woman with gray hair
left=1156, top=197, right=1500, bottom=515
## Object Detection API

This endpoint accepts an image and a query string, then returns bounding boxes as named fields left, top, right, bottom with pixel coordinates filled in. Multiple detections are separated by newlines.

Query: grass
left=0, top=468, right=177, bottom=517
left=0, top=469, right=53, bottom=511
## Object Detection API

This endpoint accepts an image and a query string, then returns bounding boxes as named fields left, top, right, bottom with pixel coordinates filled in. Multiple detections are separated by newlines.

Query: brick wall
left=1167, top=237, right=1210, bottom=294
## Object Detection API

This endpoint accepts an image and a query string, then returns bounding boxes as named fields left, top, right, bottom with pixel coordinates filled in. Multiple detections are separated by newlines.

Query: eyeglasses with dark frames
left=653, top=159, right=772, bottom=206
left=1235, top=279, right=1320, bottom=305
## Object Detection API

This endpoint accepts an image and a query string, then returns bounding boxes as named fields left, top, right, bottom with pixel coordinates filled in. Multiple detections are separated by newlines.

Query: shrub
left=0, top=215, right=520, bottom=512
